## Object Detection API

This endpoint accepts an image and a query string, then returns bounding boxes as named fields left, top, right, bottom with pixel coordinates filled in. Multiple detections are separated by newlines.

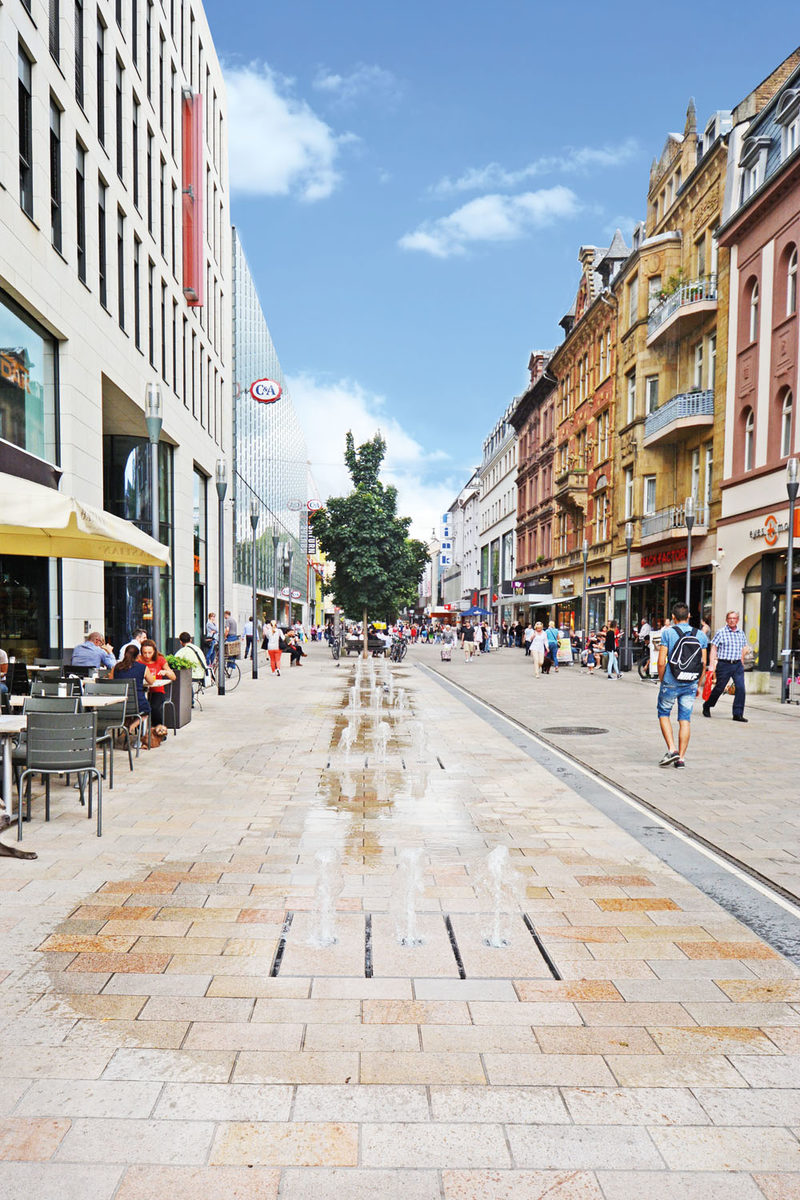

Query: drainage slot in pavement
left=522, top=912, right=562, bottom=980
left=269, top=911, right=294, bottom=978
left=541, top=726, right=609, bottom=736
left=436, top=756, right=446, bottom=770
left=443, top=914, right=467, bottom=980
left=364, top=913, right=373, bottom=978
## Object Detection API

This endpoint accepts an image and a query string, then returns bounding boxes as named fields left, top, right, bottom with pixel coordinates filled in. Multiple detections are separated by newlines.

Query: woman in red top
left=139, top=639, right=176, bottom=737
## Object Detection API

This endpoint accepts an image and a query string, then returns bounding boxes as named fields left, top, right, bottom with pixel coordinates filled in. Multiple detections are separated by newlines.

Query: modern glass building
left=232, top=229, right=309, bottom=626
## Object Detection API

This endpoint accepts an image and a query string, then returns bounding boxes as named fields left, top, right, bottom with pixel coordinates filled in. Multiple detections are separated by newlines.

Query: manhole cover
left=541, top=726, right=609, bottom=736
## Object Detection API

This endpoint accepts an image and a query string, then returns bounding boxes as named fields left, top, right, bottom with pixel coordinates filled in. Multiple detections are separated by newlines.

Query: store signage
left=749, top=512, right=800, bottom=543
left=307, top=499, right=322, bottom=511
left=287, top=499, right=303, bottom=511
left=641, top=546, right=687, bottom=569
left=291, top=588, right=302, bottom=599
left=306, top=536, right=318, bottom=554
left=587, top=575, right=605, bottom=586
left=250, top=378, right=282, bottom=404
left=560, top=579, right=574, bottom=593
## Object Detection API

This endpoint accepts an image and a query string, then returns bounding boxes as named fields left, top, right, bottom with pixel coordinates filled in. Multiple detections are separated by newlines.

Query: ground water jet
left=477, top=845, right=523, bottom=948
left=391, top=848, right=426, bottom=945
left=309, top=848, right=345, bottom=947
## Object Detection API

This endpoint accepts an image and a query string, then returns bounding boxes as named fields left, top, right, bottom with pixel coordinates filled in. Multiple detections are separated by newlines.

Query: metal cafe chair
left=31, top=679, right=83, bottom=698
left=87, top=694, right=128, bottom=788
left=14, top=695, right=83, bottom=797
left=7, top=662, right=30, bottom=697
left=33, top=658, right=61, bottom=667
left=17, top=712, right=103, bottom=840
left=84, top=681, right=141, bottom=766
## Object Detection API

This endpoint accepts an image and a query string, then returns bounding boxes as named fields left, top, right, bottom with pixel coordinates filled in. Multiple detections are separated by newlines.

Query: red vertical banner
left=182, top=92, right=204, bottom=307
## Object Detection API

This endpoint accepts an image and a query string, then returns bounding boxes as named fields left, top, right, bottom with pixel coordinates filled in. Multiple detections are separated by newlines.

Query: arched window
left=749, top=281, right=759, bottom=342
left=788, top=247, right=798, bottom=317
left=744, top=408, right=755, bottom=471
left=781, top=390, right=794, bottom=458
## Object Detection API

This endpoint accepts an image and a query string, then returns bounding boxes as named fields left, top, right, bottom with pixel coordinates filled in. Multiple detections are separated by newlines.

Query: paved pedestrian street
left=1, top=645, right=800, bottom=1199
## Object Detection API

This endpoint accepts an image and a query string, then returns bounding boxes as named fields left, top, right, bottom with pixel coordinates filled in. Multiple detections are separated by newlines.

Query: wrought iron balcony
left=643, top=389, right=714, bottom=447
left=641, top=503, right=709, bottom=542
left=647, top=275, right=718, bottom=344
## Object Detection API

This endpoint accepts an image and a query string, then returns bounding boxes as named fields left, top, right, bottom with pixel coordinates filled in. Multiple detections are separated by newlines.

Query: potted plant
left=164, top=654, right=195, bottom=728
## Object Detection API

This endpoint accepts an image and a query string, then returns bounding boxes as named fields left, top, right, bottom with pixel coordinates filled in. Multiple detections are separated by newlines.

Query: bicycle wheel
left=331, top=640, right=340, bottom=660
left=225, top=660, right=241, bottom=691
left=397, top=640, right=408, bottom=661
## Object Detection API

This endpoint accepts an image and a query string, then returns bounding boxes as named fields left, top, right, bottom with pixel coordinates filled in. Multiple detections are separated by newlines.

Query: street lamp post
left=684, top=495, right=695, bottom=613
left=781, top=456, right=799, bottom=704
left=287, top=546, right=294, bottom=626
left=272, top=534, right=280, bottom=623
left=581, top=538, right=588, bottom=640
left=428, top=530, right=441, bottom=611
left=249, top=498, right=259, bottom=680
left=215, top=458, right=227, bottom=696
left=624, top=522, right=633, bottom=671
left=144, top=383, right=163, bottom=646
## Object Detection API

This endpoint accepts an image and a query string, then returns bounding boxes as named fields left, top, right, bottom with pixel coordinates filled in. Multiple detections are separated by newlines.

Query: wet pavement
left=0, top=643, right=799, bottom=1198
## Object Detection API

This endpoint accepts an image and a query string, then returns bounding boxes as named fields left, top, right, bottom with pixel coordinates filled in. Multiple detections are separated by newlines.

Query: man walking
left=656, top=602, right=708, bottom=768
left=605, top=621, right=621, bottom=679
left=703, top=610, right=749, bottom=722
left=460, top=619, right=475, bottom=662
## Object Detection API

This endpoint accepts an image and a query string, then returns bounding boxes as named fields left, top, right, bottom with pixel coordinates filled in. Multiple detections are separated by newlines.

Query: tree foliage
left=310, top=432, right=429, bottom=623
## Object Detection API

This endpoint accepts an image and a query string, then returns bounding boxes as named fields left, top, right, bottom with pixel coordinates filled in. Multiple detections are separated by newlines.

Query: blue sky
left=204, top=0, right=798, bottom=535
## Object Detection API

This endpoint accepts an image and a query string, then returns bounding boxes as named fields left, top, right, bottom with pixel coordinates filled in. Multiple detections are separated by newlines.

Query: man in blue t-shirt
left=656, top=602, right=708, bottom=769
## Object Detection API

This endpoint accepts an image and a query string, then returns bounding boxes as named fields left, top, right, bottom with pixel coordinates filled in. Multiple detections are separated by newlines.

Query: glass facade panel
left=0, top=291, right=58, bottom=464
left=232, top=229, right=307, bottom=620
left=103, top=435, right=173, bottom=648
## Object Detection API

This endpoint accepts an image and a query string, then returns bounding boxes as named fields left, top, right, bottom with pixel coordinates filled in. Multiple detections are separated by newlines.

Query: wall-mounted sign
left=749, top=511, right=800, bottom=543
left=291, top=588, right=302, bottom=599
left=287, top=499, right=303, bottom=511
left=307, top=499, right=322, bottom=511
left=250, top=378, right=282, bottom=404
left=641, top=546, right=687, bottom=569
left=587, top=575, right=606, bottom=586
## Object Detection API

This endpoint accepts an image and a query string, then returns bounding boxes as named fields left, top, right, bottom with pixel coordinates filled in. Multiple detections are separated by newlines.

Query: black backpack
left=667, top=626, right=704, bottom=683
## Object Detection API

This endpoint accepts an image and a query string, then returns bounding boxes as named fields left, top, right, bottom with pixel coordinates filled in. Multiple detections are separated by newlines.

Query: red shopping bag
left=702, top=673, right=714, bottom=702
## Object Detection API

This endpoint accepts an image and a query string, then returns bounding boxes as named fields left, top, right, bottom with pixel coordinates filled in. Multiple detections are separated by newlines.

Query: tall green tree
left=310, top=432, right=429, bottom=654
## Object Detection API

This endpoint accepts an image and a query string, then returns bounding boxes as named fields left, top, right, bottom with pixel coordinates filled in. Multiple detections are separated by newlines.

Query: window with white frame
left=781, top=390, right=793, bottom=458
left=645, top=375, right=659, bottom=414
left=704, top=442, right=713, bottom=506
left=739, top=135, right=770, bottom=203
left=648, top=275, right=662, bottom=312
left=708, top=333, right=717, bottom=390
left=643, top=474, right=656, bottom=516
left=594, top=491, right=607, bottom=542
left=605, top=330, right=611, bottom=374
left=624, top=467, right=634, bottom=519
left=777, top=89, right=800, bottom=160
left=628, top=274, right=639, bottom=327
left=696, top=234, right=706, bottom=277
left=744, top=408, right=755, bottom=471
left=599, top=334, right=606, bottom=378
left=749, top=281, right=759, bottom=342
left=787, top=246, right=797, bottom=316
left=626, top=370, right=636, bottom=423
left=693, top=341, right=704, bottom=389
left=691, top=448, right=700, bottom=498
left=595, top=410, right=609, bottom=462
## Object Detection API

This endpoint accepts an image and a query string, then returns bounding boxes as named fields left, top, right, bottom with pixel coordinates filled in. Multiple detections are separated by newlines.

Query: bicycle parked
left=207, top=637, right=242, bottom=691
left=389, top=635, right=408, bottom=663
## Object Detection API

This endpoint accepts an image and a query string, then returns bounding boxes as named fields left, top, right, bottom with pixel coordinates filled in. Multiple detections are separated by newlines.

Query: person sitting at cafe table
left=72, top=631, right=116, bottom=670
left=111, top=644, right=156, bottom=744
left=138, top=638, right=176, bottom=738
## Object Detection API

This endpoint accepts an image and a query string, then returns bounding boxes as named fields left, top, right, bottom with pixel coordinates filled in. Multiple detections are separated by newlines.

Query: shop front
left=610, top=543, right=713, bottom=633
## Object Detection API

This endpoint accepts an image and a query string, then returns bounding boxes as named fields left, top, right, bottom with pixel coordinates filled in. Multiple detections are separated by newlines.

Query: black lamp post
left=272, top=534, right=280, bottom=623
left=781, top=456, right=799, bottom=704
left=144, top=383, right=163, bottom=646
left=250, top=498, right=259, bottom=680
left=684, top=495, right=695, bottom=613
left=581, top=538, right=588, bottom=639
left=624, top=521, right=633, bottom=670
left=215, top=458, right=227, bottom=695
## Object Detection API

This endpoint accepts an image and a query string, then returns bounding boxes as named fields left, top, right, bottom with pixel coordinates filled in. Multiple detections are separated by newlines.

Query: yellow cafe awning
left=0, top=472, right=171, bottom=567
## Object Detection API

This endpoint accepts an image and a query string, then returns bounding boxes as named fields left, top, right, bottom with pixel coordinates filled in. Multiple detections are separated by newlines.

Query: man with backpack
left=656, top=602, right=708, bottom=768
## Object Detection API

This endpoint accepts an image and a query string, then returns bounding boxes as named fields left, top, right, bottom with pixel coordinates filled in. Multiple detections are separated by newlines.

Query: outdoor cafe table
left=8, top=695, right=121, bottom=710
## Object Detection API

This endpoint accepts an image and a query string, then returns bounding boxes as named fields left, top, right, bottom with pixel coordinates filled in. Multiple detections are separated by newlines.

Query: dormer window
left=777, top=88, right=800, bottom=160
left=739, top=135, right=771, bottom=203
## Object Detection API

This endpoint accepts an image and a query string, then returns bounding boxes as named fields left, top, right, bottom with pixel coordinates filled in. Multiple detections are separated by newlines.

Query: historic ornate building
left=547, top=234, right=627, bottom=630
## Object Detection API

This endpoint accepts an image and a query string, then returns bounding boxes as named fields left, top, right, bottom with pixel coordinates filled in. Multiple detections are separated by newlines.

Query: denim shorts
left=657, top=682, right=697, bottom=721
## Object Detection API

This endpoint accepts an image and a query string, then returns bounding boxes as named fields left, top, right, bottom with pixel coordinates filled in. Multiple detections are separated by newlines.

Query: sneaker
left=276, top=669, right=280, bottom=676
left=659, top=750, right=680, bottom=767
left=674, top=757, right=686, bottom=768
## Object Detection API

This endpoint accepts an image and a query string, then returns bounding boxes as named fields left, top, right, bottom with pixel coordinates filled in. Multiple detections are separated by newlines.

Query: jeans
left=606, top=649, right=619, bottom=677
left=657, top=681, right=697, bottom=721
left=706, top=660, right=746, bottom=717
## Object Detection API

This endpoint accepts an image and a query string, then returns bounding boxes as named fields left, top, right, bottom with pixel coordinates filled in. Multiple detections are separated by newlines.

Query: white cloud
left=399, top=187, right=579, bottom=259
left=432, top=139, right=639, bottom=196
left=224, top=61, right=353, bottom=201
left=288, top=372, right=455, bottom=539
left=313, top=64, right=401, bottom=108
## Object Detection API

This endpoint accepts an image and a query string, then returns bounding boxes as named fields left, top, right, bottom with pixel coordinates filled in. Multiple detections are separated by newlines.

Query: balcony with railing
left=643, top=389, right=714, bottom=447
left=553, top=468, right=588, bottom=507
left=647, top=275, right=718, bottom=345
left=640, top=503, right=709, bottom=544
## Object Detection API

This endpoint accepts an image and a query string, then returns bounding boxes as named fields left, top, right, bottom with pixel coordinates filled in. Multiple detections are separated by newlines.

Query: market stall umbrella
left=0, top=473, right=170, bottom=566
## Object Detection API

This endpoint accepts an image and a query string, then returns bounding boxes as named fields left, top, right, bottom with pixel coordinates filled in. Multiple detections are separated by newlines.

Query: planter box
left=166, top=668, right=192, bottom=729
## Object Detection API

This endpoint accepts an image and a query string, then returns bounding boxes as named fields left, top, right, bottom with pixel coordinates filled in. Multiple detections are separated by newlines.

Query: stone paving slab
left=422, top=643, right=800, bottom=899
left=0, top=643, right=799, bottom=1196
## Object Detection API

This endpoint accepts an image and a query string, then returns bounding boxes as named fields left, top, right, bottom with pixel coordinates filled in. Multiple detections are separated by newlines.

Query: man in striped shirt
left=703, top=610, right=749, bottom=722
